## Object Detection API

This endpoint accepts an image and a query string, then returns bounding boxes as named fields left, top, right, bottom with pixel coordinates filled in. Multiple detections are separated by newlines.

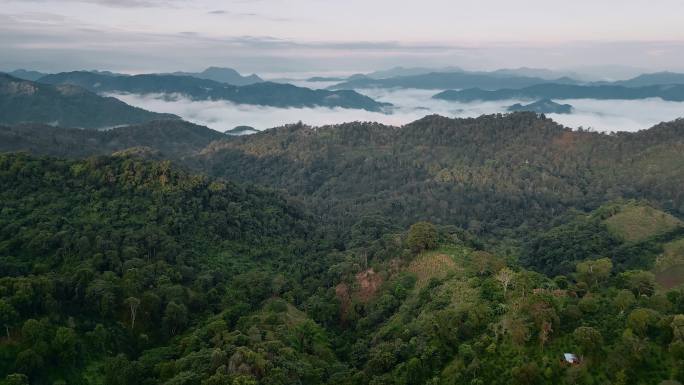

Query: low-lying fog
left=109, top=87, right=684, bottom=133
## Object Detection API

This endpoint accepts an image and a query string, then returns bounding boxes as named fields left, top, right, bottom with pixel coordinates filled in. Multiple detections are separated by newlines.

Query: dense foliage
left=0, top=120, right=223, bottom=160
left=202, top=113, right=684, bottom=245
left=0, top=154, right=338, bottom=384
left=1, top=112, right=683, bottom=384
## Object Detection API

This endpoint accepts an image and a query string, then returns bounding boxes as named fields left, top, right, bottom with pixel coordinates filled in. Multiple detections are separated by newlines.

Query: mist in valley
left=109, top=88, right=684, bottom=133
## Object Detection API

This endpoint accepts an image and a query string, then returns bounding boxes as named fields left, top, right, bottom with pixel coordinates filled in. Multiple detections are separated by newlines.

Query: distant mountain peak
left=507, top=99, right=573, bottom=114
left=172, top=67, right=264, bottom=86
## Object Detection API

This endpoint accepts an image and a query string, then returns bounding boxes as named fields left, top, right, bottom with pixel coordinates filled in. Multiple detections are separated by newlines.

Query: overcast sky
left=2, top=0, right=684, bottom=76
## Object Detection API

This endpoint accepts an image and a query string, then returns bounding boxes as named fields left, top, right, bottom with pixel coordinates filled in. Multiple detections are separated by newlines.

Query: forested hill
left=2, top=112, right=683, bottom=242
left=0, top=74, right=178, bottom=129
left=0, top=153, right=342, bottom=384
left=0, top=120, right=224, bottom=160
left=1, top=133, right=684, bottom=385
left=201, top=113, right=684, bottom=239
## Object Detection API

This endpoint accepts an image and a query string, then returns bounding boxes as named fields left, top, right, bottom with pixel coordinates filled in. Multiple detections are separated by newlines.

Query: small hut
left=563, top=353, right=580, bottom=365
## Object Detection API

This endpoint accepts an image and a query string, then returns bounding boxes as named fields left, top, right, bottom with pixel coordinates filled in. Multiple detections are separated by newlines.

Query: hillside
left=38, top=71, right=391, bottom=111
left=507, top=99, right=573, bottom=114
left=2, top=112, right=683, bottom=245
left=613, top=72, right=684, bottom=87
left=200, top=113, right=684, bottom=242
left=434, top=83, right=684, bottom=102
left=0, top=153, right=332, bottom=384
left=0, top=120, right=223, bottom=159
left=522, top=201, right=684, bottom=276
left=0, top=74, right=178, bottom=129
left=603, top=203, right=682, bottom=243
left=0, top=127, right=683, bottom=385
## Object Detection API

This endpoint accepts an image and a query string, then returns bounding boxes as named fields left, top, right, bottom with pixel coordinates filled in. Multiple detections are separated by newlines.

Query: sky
left=2, top=0, right=684, bottom=76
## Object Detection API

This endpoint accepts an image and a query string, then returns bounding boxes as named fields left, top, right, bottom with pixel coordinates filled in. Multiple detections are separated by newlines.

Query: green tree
left=104, top=354, right=141, bottom=385
left=575, top=258, right=612, bottom=288
left=52, top=327, right=78, bottom=365
left=672, top=314, right=684, bottom=341
left=0, top=299, right=19, bottom=339
left=573, top=326, right=603, bottom=356
left=614, top=290, right=636, bottom=312
left=14, top=349, right=43, bottom=375
left=620, top=270, right=656, bottom=297
left=290, top=320, right=326, bottom=355
left=627, top=308, right=660, bottom=336
left=163, top=301, right=188, bottom=336
left=406, top=222, right=437, bottom=253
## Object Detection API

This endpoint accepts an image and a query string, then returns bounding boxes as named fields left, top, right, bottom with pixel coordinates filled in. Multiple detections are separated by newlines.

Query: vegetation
left=202, top=113, right=684, bottom=245
left=0, top=74, right=178, bottom=129
left=507, top=99, right=573, bottom=114
left=0, top=153, right=336, bottom=384
left=603, top=204, right=682, bottom=243
left=1, top=112, right=684, bottom=384
left=0, top=120, right=223, bottom=160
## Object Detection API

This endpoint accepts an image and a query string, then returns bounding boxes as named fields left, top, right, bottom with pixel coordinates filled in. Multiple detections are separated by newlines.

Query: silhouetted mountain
left=329, top=71, right=579, bottom=90
left=434, top=83, right=684, bottom=102
left=507, top=99, right=573, bottom=114
left=3, top=69, right=49, bottom=81
left=612, top=71, right=684, bottom=87
left=0, top=119, right=222, bottom=159
left=38, top=71, right=391, bottom=111
left=0, top=74, right=178, bottom=129
left=171, top=67, right=263, bottom=86
left=306, top=76, right=347, bottom=82
left=489, top=67, right=582, bottom=80
left=364, top=66, right=464, bottom=79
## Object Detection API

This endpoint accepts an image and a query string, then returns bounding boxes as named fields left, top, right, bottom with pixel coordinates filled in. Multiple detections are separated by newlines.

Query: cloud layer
left=108, top=89, right=684, bottom=133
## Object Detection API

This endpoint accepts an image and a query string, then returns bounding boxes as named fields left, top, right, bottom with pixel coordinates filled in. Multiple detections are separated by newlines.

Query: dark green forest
left=1, top=113, right=684, bottom=385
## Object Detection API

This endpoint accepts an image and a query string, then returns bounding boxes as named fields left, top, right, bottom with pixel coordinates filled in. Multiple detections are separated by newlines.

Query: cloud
left=0, top=0, right=187, bottom=8
left=547, top=98, right=684, bottom=132
left=105, top=90, right=684, bottom=132
left=206, top=9, right=295, bottom=22
left=106, top=89, right=684, bottom=133
left=0, top=12, right=474, bottom=73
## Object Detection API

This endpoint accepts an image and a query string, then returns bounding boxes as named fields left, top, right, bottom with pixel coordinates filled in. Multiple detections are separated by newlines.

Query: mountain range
left=38, top=71, right=390, bottom=111
left=2, top=112, right=683, bottom=239
left=0, top=74, right=178, bottom=129
left=169, top=66, right=263, bottom=86
left=433, top=83, right=684, bottom=102
left=327, top=69, right=684, bottom=97
left=327, top=71, right=579, bottom=90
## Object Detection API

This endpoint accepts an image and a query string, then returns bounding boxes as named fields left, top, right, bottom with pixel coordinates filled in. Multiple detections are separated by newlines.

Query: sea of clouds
left=109, top=86, right=684, bottom=133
